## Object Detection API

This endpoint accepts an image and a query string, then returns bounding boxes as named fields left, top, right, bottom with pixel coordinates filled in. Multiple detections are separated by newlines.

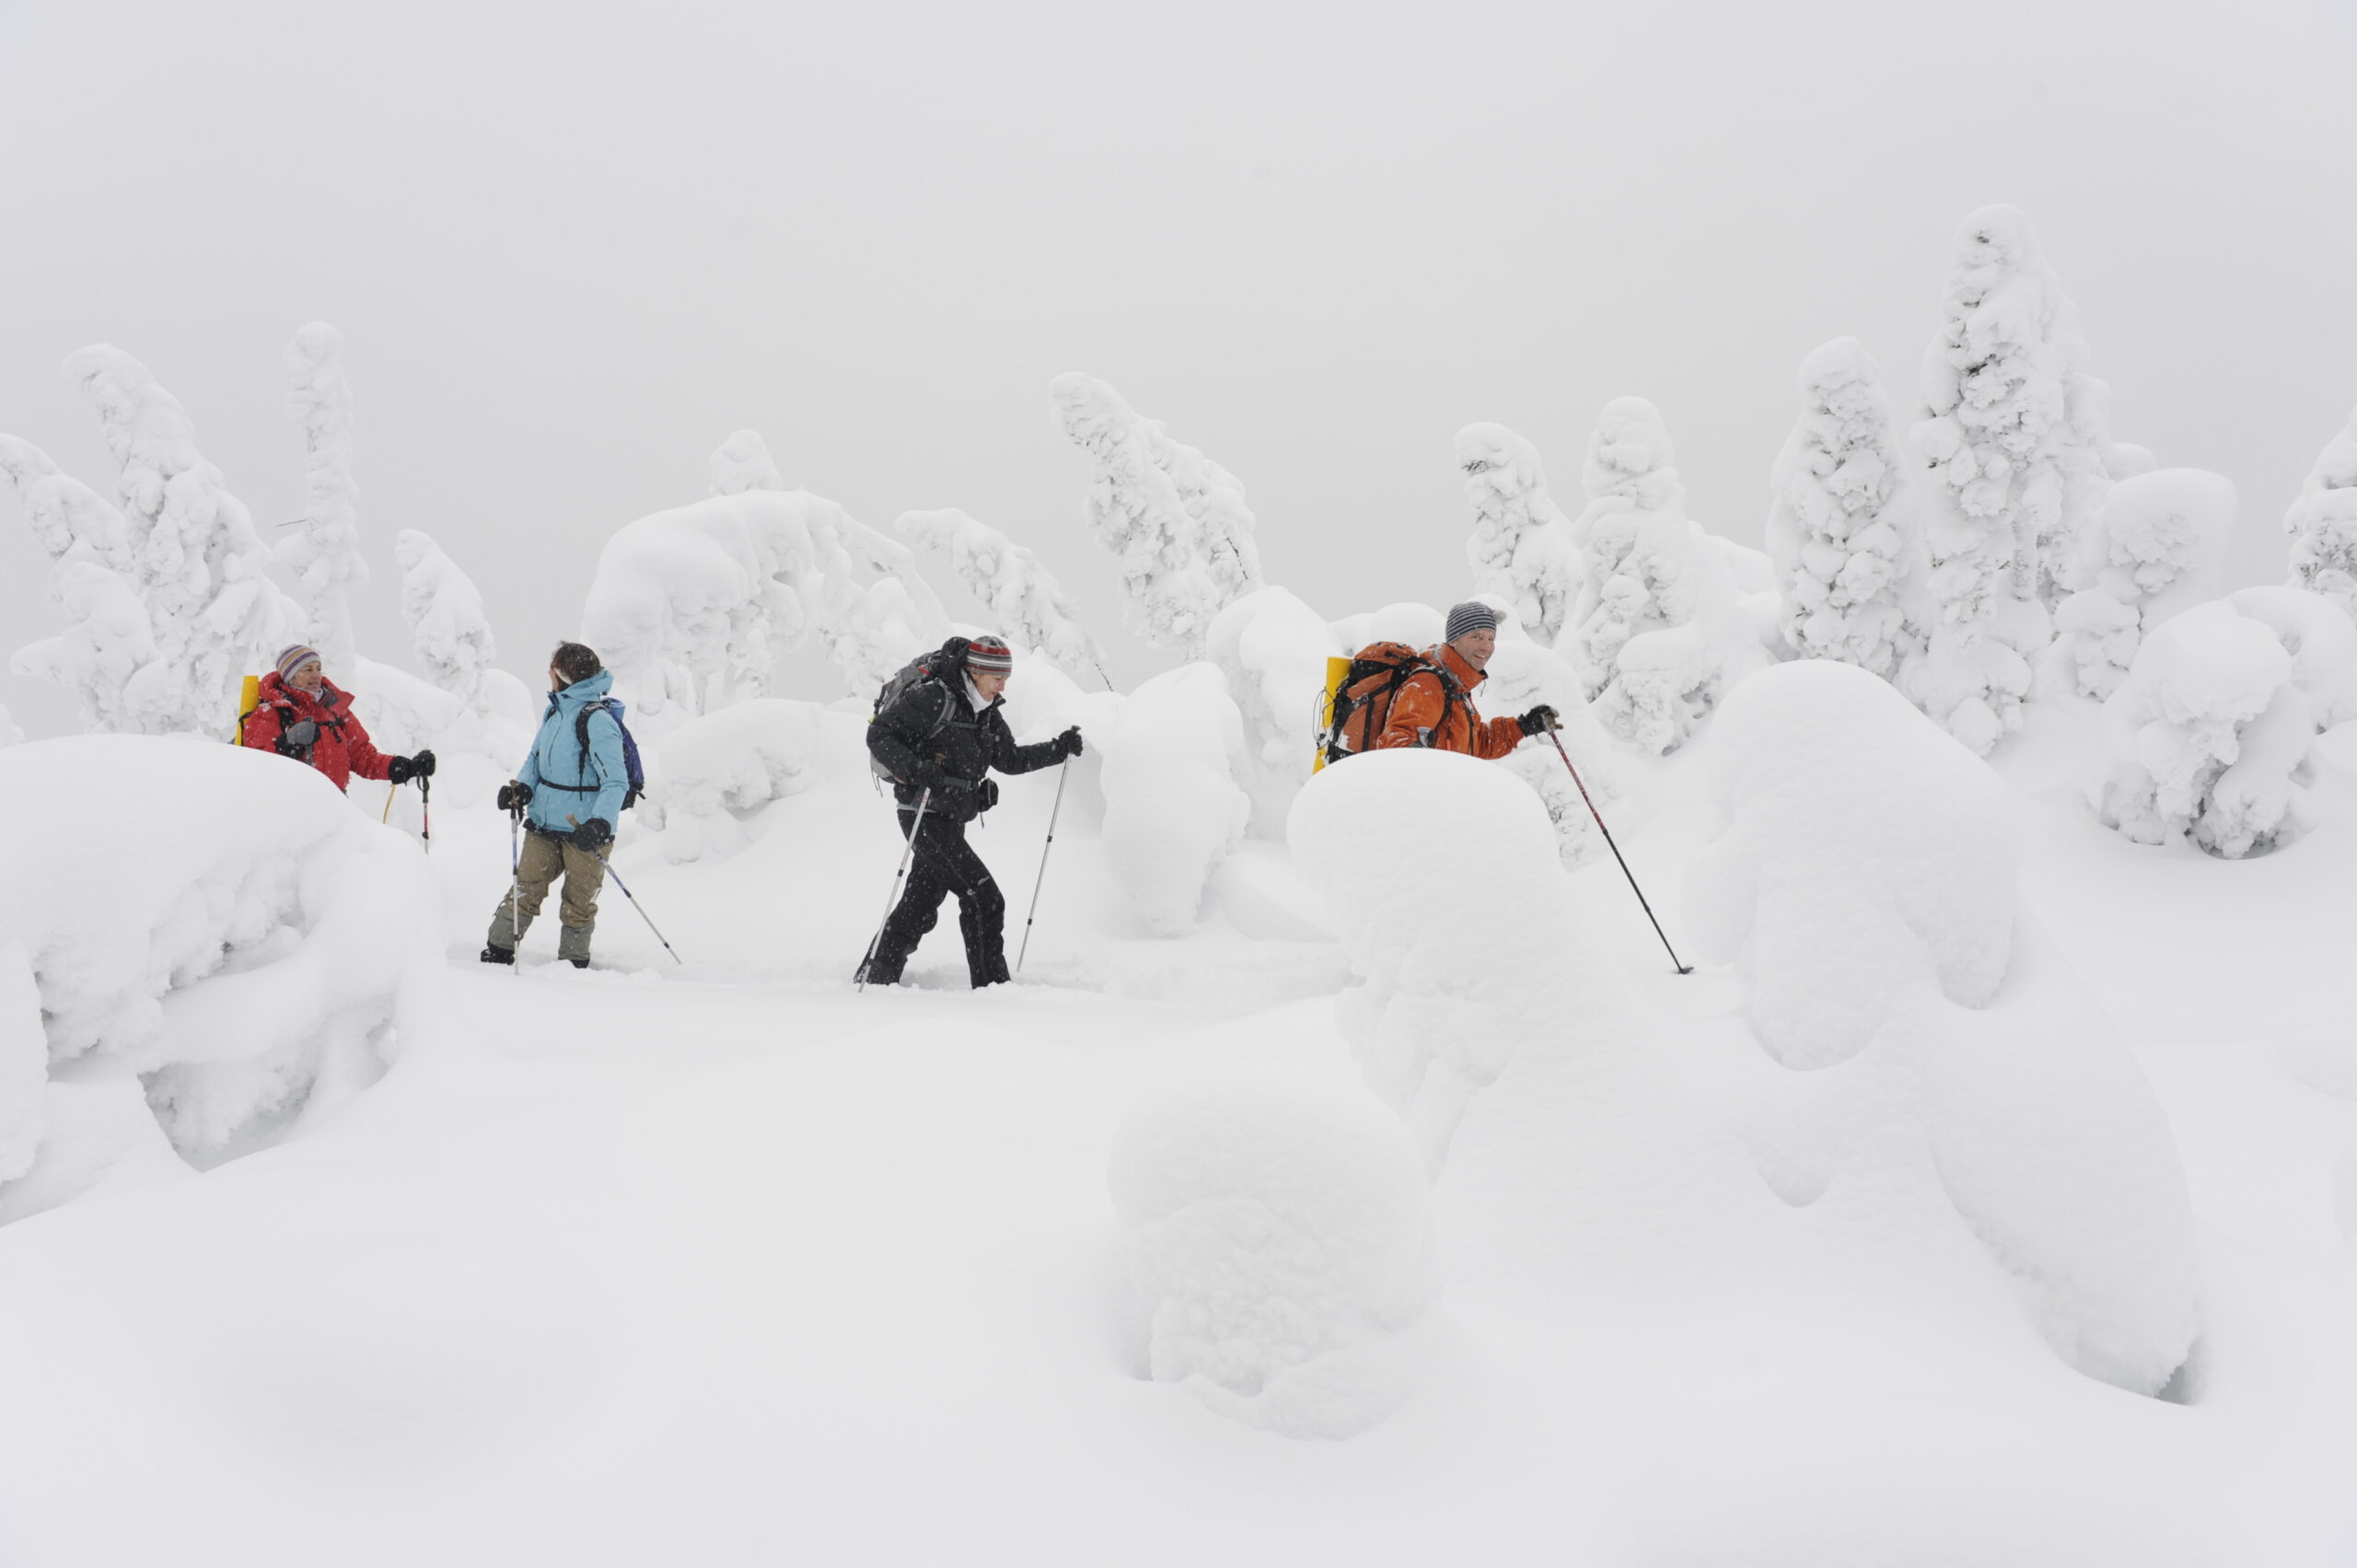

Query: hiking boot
left=567, top=957, right=589, bottom=970
left=480, top=945, right=516, bottom=966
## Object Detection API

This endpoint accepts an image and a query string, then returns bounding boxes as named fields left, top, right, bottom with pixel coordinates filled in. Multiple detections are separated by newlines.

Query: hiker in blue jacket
left=482, top=642, right=631, bottom=969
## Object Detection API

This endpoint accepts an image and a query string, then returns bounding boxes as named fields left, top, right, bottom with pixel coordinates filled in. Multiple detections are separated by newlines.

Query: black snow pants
left=864, top=807, right=1008, bottom=988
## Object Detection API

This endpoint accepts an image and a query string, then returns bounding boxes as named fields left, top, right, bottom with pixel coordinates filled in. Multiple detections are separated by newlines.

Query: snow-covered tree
left=1764, top=339, right=1921, bottom=676
left=1563, top=397, right=1756, bottom=753
left=1456, top=422, right=1583, bottom=646
left=711, top=429, right=787, bottom=496
left=279, top=322, right=367, bottom=680
left=393, top=529, right=496, bottom=709
left=896, top=507, right=1111, bottom=688
left=63, top=345, right=305, bottom=736
left=2052, top=470, right=2235, bottom=701
left=2284, top=403, right=2357, bottom=622
left=2090, top=587, right=2357, bottom=858
left=584, top=486, right=950, bottom=731
left=1909, top=205, right=2115, bottom=753
left=1050, top=374, right=1264, bottom=658
left=1, top=436, right=167, bottom=734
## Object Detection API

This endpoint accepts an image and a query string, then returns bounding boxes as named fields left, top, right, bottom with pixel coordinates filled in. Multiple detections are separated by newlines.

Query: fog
left=3, top=0, right=2351, bottom=738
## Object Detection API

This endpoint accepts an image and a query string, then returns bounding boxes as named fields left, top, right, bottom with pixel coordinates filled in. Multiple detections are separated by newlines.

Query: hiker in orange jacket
left=1376, top=601, right=1557, bottom=757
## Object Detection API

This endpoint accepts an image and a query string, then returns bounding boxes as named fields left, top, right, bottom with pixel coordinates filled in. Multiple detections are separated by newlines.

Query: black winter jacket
left=867, top=677, right=1062, bottom=821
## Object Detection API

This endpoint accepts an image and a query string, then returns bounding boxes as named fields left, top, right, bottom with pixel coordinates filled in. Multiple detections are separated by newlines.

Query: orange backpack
left=1319, top=642, right=1463, bottom=763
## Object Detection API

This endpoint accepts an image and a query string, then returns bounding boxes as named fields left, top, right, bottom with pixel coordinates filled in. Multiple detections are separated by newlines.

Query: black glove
left=410, top=749, right=437, bottom=779
left=906, top=758, right=947, bottom=792
left=1052, top=726, right=1084, bottom=759
left=1517, top=703, right=1560, bottom=737
left=571, top=818, right=614, bottom=853
left=496, top=782, right=532, bottom=812
left=976, top=778, right=1000, bottom=813
left=386, top=755, right=415, bottom=785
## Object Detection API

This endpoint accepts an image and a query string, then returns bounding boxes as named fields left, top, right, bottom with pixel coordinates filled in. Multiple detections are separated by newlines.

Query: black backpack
left=868, top=637, right=970, bottom=787
left=573, top=698, right=646, bottom=810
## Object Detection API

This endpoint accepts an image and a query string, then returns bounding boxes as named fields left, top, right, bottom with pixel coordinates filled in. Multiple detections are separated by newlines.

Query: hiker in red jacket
left=239, top=644, right=435, bottom=792
left=1375, top=602, right=1556, bottom=756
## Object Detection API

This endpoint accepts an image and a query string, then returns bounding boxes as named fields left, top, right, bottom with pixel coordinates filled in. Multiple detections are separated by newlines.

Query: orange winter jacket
left=1375, top=644, right=1526, bottom=759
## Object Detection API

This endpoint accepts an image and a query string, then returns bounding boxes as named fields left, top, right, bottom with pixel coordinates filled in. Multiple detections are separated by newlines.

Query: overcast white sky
left=4, top=0, right=2351, bottom=738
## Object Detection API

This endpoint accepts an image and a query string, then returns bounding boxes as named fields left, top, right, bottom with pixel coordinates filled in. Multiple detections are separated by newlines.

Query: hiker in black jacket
left=861, top=635, right=1082, bottom=988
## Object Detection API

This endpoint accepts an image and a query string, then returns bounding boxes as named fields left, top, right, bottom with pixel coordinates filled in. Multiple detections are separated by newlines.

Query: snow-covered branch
left=896, top=506, right=1111, bottom=689
left=1051, top=374, right=1264, bottom=658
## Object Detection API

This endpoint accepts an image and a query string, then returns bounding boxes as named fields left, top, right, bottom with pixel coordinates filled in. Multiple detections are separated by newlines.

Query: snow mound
left=1456, top=421, right=1582, bottom=645
left=1205, top=586, right=1341, bottom=836
left=1109, top=1063, right=1433, bottom=1438
left=647, top=699, right=828, bottom=863
left=1471, top=638, right=1629, bottom=868
left=1290, top=748, right=1626, bottom=1156
left=1689, top=662, right=2198, bottom=1393
left=709, top=429, right=786, bottom=495
left=0, top=736, right=439, bottom=1216
left=2090, top=587, right=2357, bottom=857
left=1327, top=600, right=1443, bottom=655
left=1689, top=660, right=2017, bottom=1065
left=1097, top=664, right=1248, bottom=935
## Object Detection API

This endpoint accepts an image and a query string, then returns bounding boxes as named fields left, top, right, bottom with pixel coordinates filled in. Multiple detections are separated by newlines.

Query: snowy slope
left=0, top=696, right=2352, bottom=1566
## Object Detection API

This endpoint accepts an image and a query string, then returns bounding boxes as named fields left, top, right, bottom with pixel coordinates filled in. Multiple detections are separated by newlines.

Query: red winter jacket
left=239, top=672, right=396, bottom=791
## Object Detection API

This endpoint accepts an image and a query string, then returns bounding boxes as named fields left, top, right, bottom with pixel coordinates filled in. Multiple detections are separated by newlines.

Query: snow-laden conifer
left=1457, top=422, right=1582, bottom=646
left=2090, top=587, right=2357, bottom=857
left=279, top=323, right=367, bottom=679
left=1909, top=206, right=2115, bottom=752
left=711, top=429, right=787, bottom=496
left=2284, top=403, right=2357, bottom=621
left=1764, top=339, right=1920, bottom=676
left=1564, top=398, right=1754, bottom=753
left=0, top=436, right=165, bottom=733
left=394, top=529, right=496, bottom=710
left=896, top=507, right=1111, bottom=688
left=585, top=488, right=950, bottom=728
left=2052, top=470, right=2235, bottom=701
left=1050, top=374, right=1263, bottom=658
left=63, top=346, right=305, bottom=736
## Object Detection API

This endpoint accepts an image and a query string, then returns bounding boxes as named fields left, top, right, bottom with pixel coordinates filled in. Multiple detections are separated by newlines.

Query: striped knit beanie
left=275, top=644, right=321, bottom=681
left=1444, top=601, right=1499, bottom=642
left=965, top=636, right=1015, bottom=675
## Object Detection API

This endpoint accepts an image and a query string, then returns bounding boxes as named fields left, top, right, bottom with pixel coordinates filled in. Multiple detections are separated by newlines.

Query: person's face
left=974, top=668, right=1010, bottom=702
left=1451, top=627, right=1497, bottom=671
left=290, top=657, right=325, bottom=693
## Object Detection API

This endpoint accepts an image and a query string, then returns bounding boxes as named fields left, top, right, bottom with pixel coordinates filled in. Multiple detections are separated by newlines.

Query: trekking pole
left=1016, top=761, right=1069, bottom=973
left=1545, top=719, right=1692, bottom=975
left=858, top=787, right=933, bottom=993
left=565, top=814, right=683, bottom=965
left=505, top=804, right=525, bottom=974
left=419, top=773, right=432, bottom=854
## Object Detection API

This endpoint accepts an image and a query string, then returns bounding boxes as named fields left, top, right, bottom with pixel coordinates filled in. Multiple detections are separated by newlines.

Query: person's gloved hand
left=907, top=757, right=947, bottom=792
left=1052, top=726, right=1084, bottom=759
left=409, top=749, right=437, bottom=779
left=386, top=754, right=415, bottom=784
left=496, top=782, right=532, bottom=812
left=1517, top=703, right=1561, bottom=737
left=274, top=718, right=319, bottom=758
left=976, top=778, right=1000, bottom=813
left=571, top=818, right=614, bottom=853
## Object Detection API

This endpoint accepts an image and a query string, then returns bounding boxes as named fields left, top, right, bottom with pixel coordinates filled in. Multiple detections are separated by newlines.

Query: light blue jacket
left=517, top=669, right=630, bottom=835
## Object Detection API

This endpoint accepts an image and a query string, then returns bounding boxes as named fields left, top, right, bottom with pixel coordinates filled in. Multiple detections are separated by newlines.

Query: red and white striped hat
left=965, top=636, right=1015, bottom=675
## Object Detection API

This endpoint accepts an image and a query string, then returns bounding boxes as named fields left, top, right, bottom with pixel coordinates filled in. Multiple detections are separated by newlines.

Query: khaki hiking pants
left=488, top=828, right=607, bottom=961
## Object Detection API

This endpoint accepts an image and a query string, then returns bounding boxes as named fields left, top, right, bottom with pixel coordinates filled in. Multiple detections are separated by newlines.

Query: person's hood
left=546, top=668, right=615, bottom=714
left=1432, top=642, right=1489, bottom=691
